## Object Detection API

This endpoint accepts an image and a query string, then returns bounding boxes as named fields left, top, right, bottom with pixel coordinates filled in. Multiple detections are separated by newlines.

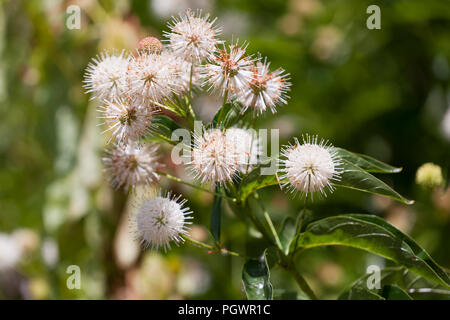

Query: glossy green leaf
left=334, top=159, right=414, bottom=204
left=290, top=215, right=450, bottom=289
left=242, top=250, right=273, bottom=300
left=238, top=166, right=279, bottom=202
left=210, top=186, right=223, bottom=242
left=279, top=217, right=297, bottom=255
left=381, top=285, right=413, bottom=300
left=335, top=148, right=402, bottom=173
left=346, top=214, right=450, bottom=288
left=338, top=267, right=401, bottom=300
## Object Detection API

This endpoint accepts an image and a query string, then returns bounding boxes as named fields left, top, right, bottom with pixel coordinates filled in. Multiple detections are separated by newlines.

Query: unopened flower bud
left=137, top=37, right=163, bottom=54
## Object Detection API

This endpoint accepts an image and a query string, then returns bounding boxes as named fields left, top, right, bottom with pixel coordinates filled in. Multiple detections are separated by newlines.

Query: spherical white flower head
left=83, top=50, right=129, bottom=101
left=225, top=127, right=261, bottom=173
left=164, top=9, right=222, bottom=63
left=280, top=135, right=342, bottom=198
left=135, top=194, right=192, bottom=251
left=190, top=128, right=238, bottom=185
left=127, top=51, right=181, bottom=103
left=202, top=42, right=255, bottom=96
left=98, top=97, right=153, bottom=144
left=103, top=141, right=160, bottom=190
left=238, top=59, right=291, bottom=114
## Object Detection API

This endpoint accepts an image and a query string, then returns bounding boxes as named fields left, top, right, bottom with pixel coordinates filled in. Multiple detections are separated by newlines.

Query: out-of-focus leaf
left=334, top=159, right=414, bottom=205
left=335, top=148, right=402, bottom=173
left=381, top=285, right=413, bottom=300
left=242, top=250, right=273, bottom=300
left=290, top=215, right=450, bottom=289
left=238, top=166, right=279, bottom=202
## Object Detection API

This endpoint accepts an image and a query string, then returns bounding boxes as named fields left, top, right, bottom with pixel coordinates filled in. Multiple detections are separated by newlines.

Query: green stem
left=254, top=193, right=283, bottom=251
left=217, top=87, right=229, bottom=127
left=280, top=255, right=318, bottom=300
left=182, top=235, right=241, bottom=257
left=157, top=171, right=237, bottom=202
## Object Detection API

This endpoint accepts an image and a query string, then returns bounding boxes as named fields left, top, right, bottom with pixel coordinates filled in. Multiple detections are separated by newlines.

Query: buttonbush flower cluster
left=82, top=10, right=440, bottom=301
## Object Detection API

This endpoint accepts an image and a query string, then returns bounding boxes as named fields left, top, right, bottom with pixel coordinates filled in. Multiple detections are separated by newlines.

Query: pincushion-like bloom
left=164, top=9, right=222, bottom=63
left=225, top=127, right=260, bottom=173
left=238, top=59, right=290, bottom=114
left=103, top=141, right=160, bottom=190
left=83, top=50, right=129, bottom=101
left=416, top=162, right=444, bottom=188
left=98, top=98, right=153, bottom=144
left=190, top=128, right=239, bottom=185
left=127, top=51, right=181, bottom=103
left=202, top=42, right=254, bottom=96
left=280, top=135, right=342, bottom=198
left=134, top=193, right=192, bottom=251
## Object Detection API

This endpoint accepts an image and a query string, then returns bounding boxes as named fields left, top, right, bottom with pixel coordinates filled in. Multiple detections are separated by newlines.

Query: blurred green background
left=1, top=0, right=449, bottom=299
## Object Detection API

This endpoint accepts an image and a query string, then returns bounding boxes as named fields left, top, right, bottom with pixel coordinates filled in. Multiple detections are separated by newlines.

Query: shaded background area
left=0, top=0, right=449, bottom=299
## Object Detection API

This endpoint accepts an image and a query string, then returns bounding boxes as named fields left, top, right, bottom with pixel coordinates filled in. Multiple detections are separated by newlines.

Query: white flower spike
left=202, top=41, right=255, bottom=97
left=134, top=193, right=192, bottom=251
left=103, top=141, right=160, bottom=191
left=83, top=50, right=129, bottom=101
left=97, top=97, right=153, bottom=144
left=238, top=58, right=291, bottom=114
left=127, top=50, right=182, bottom=104
left=190, top=128, right=239, bottom=185
left=280, top=135, right=342, bottom=199
left=225, top=127, right=261, bottom=173
left=165, top=9, right=222, bottom=63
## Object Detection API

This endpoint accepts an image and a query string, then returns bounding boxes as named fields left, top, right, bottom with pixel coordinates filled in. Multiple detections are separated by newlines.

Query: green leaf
left=238, top=165, right=279, bottom=202
left=210, top=186, right=223, bottom=242
left=147, top=115, right=181, bottom=145
left=346, top=214, right=450, bottom=288
left=211, top=103, right=240, bottom=129
left=381, top=285, right=413, bottom=300
left=339, top=287, right=385, bottom=300
left=335, top=148, right=402, bottom=173
left=338, top=267, right=402, bottom=300
left=242, top=250, right=273, bottom=300
left=290, top=215, right=450, bottom=289
left=334, top=159, right=414, bottom=204
left=279, top=217, right=297, bottom=255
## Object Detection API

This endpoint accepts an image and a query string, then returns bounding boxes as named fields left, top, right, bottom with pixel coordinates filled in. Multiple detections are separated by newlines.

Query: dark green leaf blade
left=279, top=217, right=297, bottom=255
left=334, top=159, right=414, bottom=204
left=290, top=215, right=450, bottom=289
left=238, top=165, right=279, bottom=202
left=335, top=148, right=402, bottom=173
left=346, top=214, right=450, bottom=288
left=242, top=250, right=273, bottom=300
left=381, top=285, right=413, bottom=300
